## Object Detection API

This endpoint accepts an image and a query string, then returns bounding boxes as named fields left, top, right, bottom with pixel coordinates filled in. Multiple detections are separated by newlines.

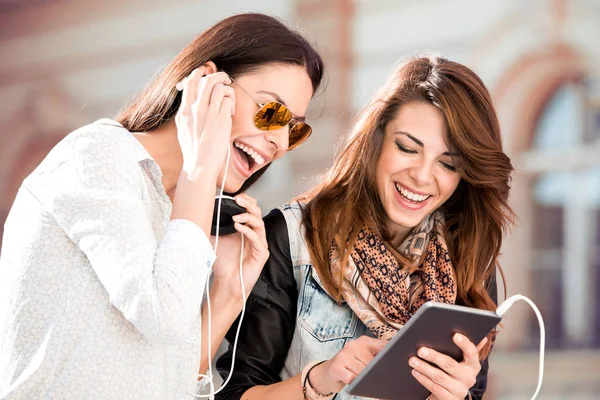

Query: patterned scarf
left=327, top=211, right=457, bottom=340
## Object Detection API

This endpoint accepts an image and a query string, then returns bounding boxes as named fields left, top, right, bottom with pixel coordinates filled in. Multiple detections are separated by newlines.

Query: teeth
left=395, top=183, right=430, bottom=203
left=234, top=142, right=265, bottom=165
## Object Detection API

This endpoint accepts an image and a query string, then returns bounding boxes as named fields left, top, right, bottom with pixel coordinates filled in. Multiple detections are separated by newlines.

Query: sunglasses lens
left=288, top=122, right=312, bottom=150
left=254, top=102, right=292, bottom=130
left=253, top=101, right=312, bottom=150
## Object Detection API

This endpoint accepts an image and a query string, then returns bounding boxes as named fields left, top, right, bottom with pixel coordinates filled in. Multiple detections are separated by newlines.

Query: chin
left=388, top=211, right=423, bottom=231
left=222, top=180, right=244, bottom=194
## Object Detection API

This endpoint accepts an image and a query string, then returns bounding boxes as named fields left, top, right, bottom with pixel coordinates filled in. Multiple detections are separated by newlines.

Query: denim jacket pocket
left=298, top=268, right=358, bottom=342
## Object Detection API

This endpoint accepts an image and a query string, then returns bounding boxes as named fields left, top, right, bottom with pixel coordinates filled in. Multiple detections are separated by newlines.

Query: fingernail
left=455, top=334, right=464, bottom=343
left=412, top=370, right=420, bottom=378
left=235, top=196, right=245, bottom=205
left=409, top=357, right=419, bottom=367
left=418, top=348, right=428, bottom=358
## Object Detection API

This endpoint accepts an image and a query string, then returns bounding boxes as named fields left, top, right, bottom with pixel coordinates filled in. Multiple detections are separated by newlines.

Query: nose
left=409, top=159, right=434, bottom=187
left=264, top=126, right=290, bottom=153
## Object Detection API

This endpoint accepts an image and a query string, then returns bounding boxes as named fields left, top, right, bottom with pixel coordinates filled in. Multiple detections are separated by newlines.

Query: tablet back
left=346, top=301, right=501, bottom=400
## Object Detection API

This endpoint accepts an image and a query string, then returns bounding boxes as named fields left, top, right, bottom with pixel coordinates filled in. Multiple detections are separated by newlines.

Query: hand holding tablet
left=346, top=302, right=502, bottom=400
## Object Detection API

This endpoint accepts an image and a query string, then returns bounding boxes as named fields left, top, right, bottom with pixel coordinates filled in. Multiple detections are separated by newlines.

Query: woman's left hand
left=210, top=193, right=269, bottom=302
left=409, top=334, right=488, bottom=400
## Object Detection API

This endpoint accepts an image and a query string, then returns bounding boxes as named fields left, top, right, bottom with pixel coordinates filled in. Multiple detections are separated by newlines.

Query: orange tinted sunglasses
left=226, top=74, right=312, bottom=150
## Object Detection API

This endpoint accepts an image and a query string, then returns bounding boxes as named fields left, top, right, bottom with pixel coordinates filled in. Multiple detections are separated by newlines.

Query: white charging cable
left=495, top=295, right=545, bottom=400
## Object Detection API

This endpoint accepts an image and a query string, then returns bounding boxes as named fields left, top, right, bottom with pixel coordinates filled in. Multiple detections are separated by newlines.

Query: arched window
left=526, top=82, right=600, bottom=348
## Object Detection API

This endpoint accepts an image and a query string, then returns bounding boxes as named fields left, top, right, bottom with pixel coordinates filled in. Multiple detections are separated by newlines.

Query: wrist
left=308, top=362, right=329, bottom=394
left=302, top=360, right=335, bottom=399
left=193, top=143, right=229, bottom=172
left=180, top=162, right=220, bottom=183
left=209, top=283, right=243, bottom=306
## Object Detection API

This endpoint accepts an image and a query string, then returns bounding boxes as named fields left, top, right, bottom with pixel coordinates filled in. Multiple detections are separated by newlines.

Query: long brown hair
left=300, top=55, right=514, bottom=355
left=116, top=13, right=324, bottom=193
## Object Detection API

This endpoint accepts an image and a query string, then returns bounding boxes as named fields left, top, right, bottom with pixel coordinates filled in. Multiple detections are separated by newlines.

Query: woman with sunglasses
left=215, top=55, right=514, bottom=400
left=0, top=13, right=322, bottom=400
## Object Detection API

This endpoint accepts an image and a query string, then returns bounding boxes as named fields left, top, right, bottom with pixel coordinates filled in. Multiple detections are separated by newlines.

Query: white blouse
left=0, top=119, right=214, bottom=399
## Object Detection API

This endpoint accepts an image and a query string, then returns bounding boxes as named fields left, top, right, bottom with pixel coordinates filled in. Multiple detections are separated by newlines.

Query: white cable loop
left=496, top=295, right=545, bottom=400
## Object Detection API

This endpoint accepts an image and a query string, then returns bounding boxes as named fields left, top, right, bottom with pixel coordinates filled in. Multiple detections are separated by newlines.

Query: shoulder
left=276, top=201, right=305, bottom=232
left=25, top=120, right=145, bottom=196
left=256, top=208, right=296, bottom=296
left=275, top=201, right=308, bottom=248
left=264, top=208, right=290, bottom=249
left=68, top=120, right=143, bottom=169
left=270, top=202, right=315, bottom=268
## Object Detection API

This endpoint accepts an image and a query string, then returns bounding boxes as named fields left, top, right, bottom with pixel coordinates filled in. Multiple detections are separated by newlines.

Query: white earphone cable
left=193, top=142, right=249, bottom=399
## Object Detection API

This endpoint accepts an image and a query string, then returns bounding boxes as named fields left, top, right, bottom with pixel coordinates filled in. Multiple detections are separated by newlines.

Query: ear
left=203, top=61, right=218, bottom=75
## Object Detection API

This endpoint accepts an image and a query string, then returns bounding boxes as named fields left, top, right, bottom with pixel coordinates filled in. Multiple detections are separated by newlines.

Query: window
left=525, top=83, right=600, bottom=349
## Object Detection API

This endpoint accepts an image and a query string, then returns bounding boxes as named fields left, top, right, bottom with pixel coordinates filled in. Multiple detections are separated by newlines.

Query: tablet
left=346, top=301, right=502, bottom=400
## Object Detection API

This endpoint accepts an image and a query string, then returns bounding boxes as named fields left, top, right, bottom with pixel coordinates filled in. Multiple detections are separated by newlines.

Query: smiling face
left=218, top=63, right=314, bottom=193
left=375, top=101, right=461, bottom=243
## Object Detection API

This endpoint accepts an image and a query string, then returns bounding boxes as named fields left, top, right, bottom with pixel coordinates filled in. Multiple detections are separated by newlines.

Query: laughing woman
left=216, top=55, right=514, bottom=400
left=0, top=13, right=323, bottom=400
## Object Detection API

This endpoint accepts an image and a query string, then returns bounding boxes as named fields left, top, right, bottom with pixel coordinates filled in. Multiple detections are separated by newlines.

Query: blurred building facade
left=0, top=0, right=598, bottom=398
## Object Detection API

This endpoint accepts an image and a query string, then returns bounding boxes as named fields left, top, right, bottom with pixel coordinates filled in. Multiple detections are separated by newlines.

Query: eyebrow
left=394, top=131, right=459, bottom=157
left=257, top=90, right=306, bottom=121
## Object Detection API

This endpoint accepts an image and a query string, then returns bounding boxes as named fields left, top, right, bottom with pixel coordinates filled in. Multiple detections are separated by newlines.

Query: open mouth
left=394, top=183, right=431, bottom=203
left=233, top=142, right=266, bottom=172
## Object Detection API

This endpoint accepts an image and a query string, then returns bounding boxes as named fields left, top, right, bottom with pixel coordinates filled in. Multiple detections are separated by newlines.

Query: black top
left=216, top=209, right=497, bottom=400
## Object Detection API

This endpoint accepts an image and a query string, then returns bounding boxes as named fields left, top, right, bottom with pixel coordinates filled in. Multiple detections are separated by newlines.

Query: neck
left=387, top=222, right=411, bottom=248
left=133, top=119, right=182, bottom=199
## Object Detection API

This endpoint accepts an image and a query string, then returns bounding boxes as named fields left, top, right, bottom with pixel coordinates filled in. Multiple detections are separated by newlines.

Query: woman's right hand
left=175, top=66, right=236, bottom=176
left=309, top=336, right=387, bottom=394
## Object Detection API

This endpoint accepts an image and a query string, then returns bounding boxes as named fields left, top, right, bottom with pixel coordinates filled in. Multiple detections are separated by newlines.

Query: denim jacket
left=278, top=203, right=372, bottom=400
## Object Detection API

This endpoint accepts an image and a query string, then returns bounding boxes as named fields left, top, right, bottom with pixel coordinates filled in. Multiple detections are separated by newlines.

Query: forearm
left=241, top=375, right=304, bottom=400
left=199, top=286, right=243, bottom=375
left=171, top=163, right=220, bottom=239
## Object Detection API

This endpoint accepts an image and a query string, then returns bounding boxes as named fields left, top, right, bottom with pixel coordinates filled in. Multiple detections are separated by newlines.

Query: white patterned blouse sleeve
left=26, top=129, right=214, bottom=343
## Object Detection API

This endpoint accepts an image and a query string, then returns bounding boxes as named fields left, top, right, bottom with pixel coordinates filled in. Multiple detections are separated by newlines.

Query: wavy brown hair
left=299, top=55, right=514, bottom=357
left=116, top=13, right=324, bottom=194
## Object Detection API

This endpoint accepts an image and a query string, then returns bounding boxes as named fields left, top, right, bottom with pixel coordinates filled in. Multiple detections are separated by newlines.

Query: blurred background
left=0, top=0, right=599, bottom=398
